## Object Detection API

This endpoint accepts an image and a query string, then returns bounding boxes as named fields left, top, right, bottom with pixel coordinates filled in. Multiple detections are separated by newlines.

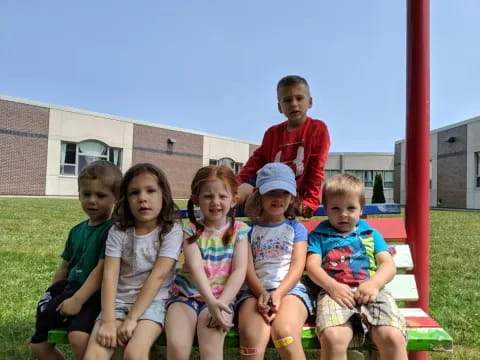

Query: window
left=325, top=170, right=341, bottom=180
left=209, top=157, right=243, bottom=175
left=344, top=170, right=394, bottom=188
left=476, top=152, right=480, bottom=187
left=60, top=140, right=122, bottom=175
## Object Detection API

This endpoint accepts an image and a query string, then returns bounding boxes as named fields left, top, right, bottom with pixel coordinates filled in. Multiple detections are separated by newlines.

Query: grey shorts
left=315, top=289, right=407, bottom=347
left=97, top=300, right=167, bottom=326
left=236, top=283, right=314, bottom=316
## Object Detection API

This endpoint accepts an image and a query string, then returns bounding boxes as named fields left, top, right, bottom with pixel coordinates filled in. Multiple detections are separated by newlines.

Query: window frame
left=476, top=152, right=480, bottom=188
left=60, top=140, right=122, bottom=176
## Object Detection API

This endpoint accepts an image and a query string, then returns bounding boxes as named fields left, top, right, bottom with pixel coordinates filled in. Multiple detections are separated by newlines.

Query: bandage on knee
left=239, top=347, right=257, bottom=355
left=273, top=336, right=294, bottom=348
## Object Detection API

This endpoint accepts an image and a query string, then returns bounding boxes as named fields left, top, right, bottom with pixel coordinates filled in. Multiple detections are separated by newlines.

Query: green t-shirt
left=61, top=219, right=112, bottom=287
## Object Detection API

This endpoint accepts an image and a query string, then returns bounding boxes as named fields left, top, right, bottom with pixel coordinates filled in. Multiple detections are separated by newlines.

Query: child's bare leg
left=123, top=320, right=162, bottom=360
left=319, top=324, right=353, bottom=360
left=270, top=295, right=308, bottom=360
left=29, top=342, right=64, bottom=360
left=238, top=298, right=271, bottom=360
left=165, top=303, right=196, bottom=360
left=83, top=320, right=117, bottom=360
left=370, top=326, right=407, bottom=360
left=68, top=330, right=90, bottom=360
left=196, top=307, right=232, bottom=360
left=238, top=183, right=254, bottom=205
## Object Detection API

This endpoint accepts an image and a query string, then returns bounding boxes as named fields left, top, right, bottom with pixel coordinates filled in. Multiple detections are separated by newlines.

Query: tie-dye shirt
left=307, top=219, right=388, bottom=287
left=171, top=220, right=249, bottom=301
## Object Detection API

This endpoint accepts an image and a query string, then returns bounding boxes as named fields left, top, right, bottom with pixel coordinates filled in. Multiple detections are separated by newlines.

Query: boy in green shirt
left=30, top=160, right=122, bottom=360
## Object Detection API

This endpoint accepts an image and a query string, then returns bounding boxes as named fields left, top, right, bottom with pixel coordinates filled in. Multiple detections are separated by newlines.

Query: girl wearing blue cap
left=237, top=162, right=313, bottom=360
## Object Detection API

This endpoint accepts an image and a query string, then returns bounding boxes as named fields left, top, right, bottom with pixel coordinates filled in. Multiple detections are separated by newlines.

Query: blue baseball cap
left=256, top=162, right=297, bottom=196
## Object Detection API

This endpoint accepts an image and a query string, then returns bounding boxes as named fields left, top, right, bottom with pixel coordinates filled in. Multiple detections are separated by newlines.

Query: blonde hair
left=322, top=174, right=365, bottom=207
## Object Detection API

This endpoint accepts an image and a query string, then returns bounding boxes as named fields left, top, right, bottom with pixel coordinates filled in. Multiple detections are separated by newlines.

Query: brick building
left=1, top=95, right=395, bottom=202
left=395, top=116, right=480, bottom=209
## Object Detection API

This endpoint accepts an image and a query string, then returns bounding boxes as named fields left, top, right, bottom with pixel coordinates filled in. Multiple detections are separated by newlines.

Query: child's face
left=261, top=189, right=294, bottom=219
left=127, top=172, right=163, bottom=232
left=324, top=193, right=363, bottom=235
left=277, top=83, right=312, bottom=128
left=79, top=179, right=117, bottom=226
left=194, top=178, right=237, bottom=229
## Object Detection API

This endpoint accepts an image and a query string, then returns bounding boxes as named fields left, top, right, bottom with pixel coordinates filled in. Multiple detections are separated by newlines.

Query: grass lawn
left=0, top=197, right=478, bottom=359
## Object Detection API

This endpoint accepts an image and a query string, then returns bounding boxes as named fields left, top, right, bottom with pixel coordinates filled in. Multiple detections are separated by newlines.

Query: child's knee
left=319, top=326, right=352, bottom=350
left=29, top=341, right=48, bottom=357
left=270, top=322, right=295, bottom=342
left=124, top=346, right=149, bottom=360
left=68, top=330, right=88, bottom=346
left=371, top=326, right=406, bottom=347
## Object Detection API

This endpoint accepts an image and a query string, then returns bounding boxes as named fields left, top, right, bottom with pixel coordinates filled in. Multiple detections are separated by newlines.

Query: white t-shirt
left=249, top=219, right=307, bottom=290
left=106, top=223, right=183, bottom=303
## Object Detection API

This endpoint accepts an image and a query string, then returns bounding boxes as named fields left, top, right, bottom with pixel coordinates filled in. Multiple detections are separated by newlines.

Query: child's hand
left=328, top=282, right=355, bottom=309
left=268, top=291, right=282, bottom=314
left=257, top=292, right=270, bottom=314
left=300, top=204, right=315, bottom=219
left=97, top=320, right=117, bottom=349
left=117, top=317, right=138, bottom=346
left=257, top=292, right=274, bottom=323
left=206, top=298, right=232, bottom=332
left=354, top=280, right=380, bottom=304
left=56, top=296, right=82, bottom=316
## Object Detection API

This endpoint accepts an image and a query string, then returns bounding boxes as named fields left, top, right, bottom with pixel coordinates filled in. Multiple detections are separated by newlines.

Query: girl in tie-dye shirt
left=165, top=165, right=249, bottom=360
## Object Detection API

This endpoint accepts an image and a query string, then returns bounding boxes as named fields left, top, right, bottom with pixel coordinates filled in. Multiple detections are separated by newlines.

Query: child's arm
left=217, top=234, right=248, bottom=306
left=96, top=256, right=120, bottom=349
left=300, top=123, right=331, bottom=216
left=51, top=260, right=69, bottom=283
left=236, top=131, right=270, bottom=183
left=269, top=241, right=307, bottom=313
left=354, top=251, right=396, bottom=304
left=183, top=235, right=233, bottom=331
left=306, top=253, right=355, bottom=309
left=116, top=256, right=176, bottom=345
left=57, top=259, right=105, bottom=316
left=244, top=243, right=270, bottom=317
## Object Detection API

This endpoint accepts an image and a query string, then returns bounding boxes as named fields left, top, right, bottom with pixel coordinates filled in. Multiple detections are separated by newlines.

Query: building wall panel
left=436, top=125, right=467, bottom=208
left=132, top=125, right=203, bottom=199
left=0, top=100, right=49, bottom=195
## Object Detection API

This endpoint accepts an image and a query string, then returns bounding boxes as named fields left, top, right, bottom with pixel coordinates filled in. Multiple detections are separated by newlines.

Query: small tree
left=371, top=173, right=386, bottom=203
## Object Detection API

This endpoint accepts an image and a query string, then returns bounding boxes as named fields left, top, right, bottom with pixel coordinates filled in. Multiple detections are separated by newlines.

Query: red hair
left=187, top=165, right=238, bottom=245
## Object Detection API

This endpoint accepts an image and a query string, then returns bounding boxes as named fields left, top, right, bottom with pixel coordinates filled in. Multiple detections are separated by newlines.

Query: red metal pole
left=405, top=0, right=430, bottom=359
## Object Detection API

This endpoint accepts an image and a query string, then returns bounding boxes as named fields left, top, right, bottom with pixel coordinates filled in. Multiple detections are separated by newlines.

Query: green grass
left=0, top=198, right=479, bottom=359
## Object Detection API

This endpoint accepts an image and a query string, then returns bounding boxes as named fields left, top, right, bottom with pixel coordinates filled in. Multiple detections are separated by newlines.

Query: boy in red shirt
left=238, top=75, right=330, bottom=218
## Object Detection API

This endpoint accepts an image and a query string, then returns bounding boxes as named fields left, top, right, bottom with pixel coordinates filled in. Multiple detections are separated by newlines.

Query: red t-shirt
left=238, top=117, right=330, bottom=210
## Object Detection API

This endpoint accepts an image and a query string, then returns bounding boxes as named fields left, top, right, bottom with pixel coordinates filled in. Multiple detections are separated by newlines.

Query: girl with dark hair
left=84, top=163, right=183, bottom=360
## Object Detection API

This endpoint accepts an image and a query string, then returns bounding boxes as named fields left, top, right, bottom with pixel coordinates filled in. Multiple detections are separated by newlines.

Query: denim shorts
left=97, top=300, right=167, bottom=326
left=236, top=283, right=314, bottom=316
left=168, top=295, right=234, bottom=315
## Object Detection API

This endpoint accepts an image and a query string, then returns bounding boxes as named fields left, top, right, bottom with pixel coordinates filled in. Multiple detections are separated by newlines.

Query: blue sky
left=1, top=1, right=479, bottom=152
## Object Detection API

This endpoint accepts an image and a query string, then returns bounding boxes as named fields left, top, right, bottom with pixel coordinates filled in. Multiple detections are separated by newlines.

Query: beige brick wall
left=132, top=124, right=203, bottom=198
left=0, top=100, right=49, bottom=195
